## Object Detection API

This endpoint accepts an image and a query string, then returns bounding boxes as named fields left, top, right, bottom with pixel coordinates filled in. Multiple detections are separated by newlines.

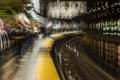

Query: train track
left=52, top=34, right=116, bottom=80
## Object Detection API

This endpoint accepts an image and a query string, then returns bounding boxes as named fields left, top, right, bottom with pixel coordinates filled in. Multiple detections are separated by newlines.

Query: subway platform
left=5, top=31, right=116, bottom=80
left=0, top=30, right=80, bottom=80
left=11, top=31, right=79, bottom=80
left=11, top=36, right=59, bottom=80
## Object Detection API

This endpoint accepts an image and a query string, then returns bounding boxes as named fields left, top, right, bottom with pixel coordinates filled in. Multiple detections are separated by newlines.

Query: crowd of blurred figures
left=0, top=13, right=82, bottom=53
left=0, top=13, right=42, bottom=53
left=1, top=13, right=41, bottom=37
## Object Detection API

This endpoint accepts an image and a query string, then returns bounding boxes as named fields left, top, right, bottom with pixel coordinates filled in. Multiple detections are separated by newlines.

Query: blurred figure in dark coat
left=40, top=26, right=46, bottom=38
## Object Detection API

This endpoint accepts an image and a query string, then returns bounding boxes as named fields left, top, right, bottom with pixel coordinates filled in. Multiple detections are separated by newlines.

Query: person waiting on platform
left=40, top=26, right=46, bottom=38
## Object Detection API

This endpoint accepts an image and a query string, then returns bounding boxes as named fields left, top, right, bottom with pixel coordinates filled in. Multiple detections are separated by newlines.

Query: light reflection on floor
left=12, top=36, right=45, bottom=80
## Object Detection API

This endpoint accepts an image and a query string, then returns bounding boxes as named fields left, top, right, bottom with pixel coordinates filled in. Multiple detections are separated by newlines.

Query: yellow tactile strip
left=44, top=38, right=54, bottom=48
left=36, top=32, right=78, bottom=80
left=36, top=52, right=60, bottom=80
left=36, top=37, right=60, bottom=80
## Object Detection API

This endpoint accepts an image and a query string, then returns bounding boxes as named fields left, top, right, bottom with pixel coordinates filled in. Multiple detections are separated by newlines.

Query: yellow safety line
left=44, top=38, right=54, bottom=48
left=36, top=38, right=60, bottom=80
left=36, top=33, right=75, bottom=80
left=36, top=53, right=60, bottom=80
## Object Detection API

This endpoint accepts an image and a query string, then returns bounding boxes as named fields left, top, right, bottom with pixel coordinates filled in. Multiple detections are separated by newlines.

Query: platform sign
left=118, top=46, right=120, bottom=66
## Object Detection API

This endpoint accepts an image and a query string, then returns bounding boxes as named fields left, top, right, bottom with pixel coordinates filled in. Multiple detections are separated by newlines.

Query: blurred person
left=29, top=22, right=35, bottom=34
left=9, top=19, right=25, bottom=36
left=1, top=18, right=13, bottom=35
left=0, top=18, right=4, bottom=29
left=47, top=26, right=52, bottom=36
left=40, top=26, right=46, bottom=38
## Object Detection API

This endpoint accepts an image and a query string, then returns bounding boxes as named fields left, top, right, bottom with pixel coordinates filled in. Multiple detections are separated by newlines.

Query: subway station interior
left=0, top=0, right=120, bottom=80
